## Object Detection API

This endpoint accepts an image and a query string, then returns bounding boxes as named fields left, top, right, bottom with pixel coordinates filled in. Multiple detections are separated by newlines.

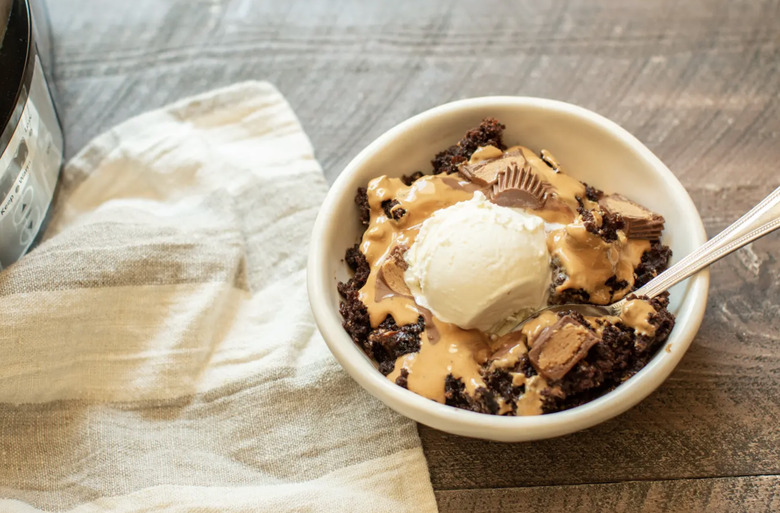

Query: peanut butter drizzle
left=489, top=331, right=528, bottom=370
left=482, top=315, right=559, bottom=416
left=469, top=145, right=504, bottom=163
left=388, top=319, right=492, bottom=402
left=620, top=299, right=657, bottom=336
left=517, top=375, right=548, bottom=415
left=359, top=174, right=492, bottom=403
left=521, top=310, right=560, bottom=347
left=359, top=174, right=476, bottom=327
left=548, top=224, right=650, bottom=304
left=357, top=146, right=661, bottom=412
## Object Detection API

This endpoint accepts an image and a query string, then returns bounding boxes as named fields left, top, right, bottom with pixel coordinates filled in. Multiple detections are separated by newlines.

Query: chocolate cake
left=337, top=119, right=675, bottom=415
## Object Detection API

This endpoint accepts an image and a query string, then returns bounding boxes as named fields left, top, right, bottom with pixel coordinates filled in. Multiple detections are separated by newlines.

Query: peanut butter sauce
left=359, top=174, right=477, bottom=327
left=354, top=144, right=663, bottom=414
left=620, top=299, right=658, bottom=336
left=548, top=224, right=650, bottom=304
left=522, top=310, right=560, bottom=347
left=517, top=375, right=549, bottom=415
left=358, top=174, right=492, bottom=403
left=387, top=319, right=492, bottom=402
left=468, top=145, right=504, bottom=163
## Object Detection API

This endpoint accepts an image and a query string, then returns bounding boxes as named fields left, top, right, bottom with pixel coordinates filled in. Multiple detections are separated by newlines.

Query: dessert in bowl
left=307, top=97, right=708, bottom=441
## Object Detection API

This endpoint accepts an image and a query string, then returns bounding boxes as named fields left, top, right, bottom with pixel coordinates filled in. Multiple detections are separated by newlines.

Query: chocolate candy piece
left=485, top=330, right=527, bottom=371
left=490, top=163, right=550, bottom=209
left=528, top=315, right=600, bottom=381
left=459, top=154, right=527, bottom=187
left=376, top=245, right=410, bottom=298
left=599, top=194, right=665, bottom=240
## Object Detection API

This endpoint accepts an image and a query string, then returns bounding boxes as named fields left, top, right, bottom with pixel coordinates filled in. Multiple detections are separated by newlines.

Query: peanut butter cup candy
left=490, top=163, right=550, bottom=210
left=600, top=194, right=665, bottom=240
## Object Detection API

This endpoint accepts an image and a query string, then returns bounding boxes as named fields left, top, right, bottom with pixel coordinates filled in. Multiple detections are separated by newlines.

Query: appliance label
left=0, top=55, right=63, bottom=269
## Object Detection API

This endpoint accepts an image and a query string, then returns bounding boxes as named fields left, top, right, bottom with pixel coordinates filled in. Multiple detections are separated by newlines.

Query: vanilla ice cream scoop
left=404, top=192, right=551, bottom=333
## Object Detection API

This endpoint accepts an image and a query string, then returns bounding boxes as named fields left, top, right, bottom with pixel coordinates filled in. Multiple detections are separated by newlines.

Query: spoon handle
left=622, top=185, right=780, bottom=305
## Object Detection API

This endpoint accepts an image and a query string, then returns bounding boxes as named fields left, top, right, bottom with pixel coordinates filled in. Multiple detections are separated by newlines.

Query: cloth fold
left=0, top=81, right=438, bottom=513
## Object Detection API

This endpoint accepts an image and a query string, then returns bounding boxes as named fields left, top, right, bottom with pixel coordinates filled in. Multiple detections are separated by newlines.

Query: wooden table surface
left=48, top=0, right=779, bottom=511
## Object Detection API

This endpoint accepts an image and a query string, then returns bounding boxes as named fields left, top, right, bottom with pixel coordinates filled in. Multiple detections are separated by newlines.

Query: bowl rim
left=307, top=96, right=709, bottom=441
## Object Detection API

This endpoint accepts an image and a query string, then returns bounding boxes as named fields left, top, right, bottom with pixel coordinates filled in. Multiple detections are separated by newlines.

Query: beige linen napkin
left=0, top=82, right=438, bottom=512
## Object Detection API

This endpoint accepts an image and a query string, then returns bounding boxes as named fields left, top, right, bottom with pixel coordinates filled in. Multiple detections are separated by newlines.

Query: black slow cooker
left=0, top=0, right=62, bottom=269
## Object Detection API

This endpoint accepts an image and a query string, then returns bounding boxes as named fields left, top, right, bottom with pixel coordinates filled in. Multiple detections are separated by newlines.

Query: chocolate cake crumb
left=338, top=291, right=371, bottom=349
left=585, top=183, right=603, bottom=202
left=579, top=205, right=624, bottom=242
left=355, top=187, right=370, bottom=226
left=479, top=387, right=503, bottom=415
left=337, top=245, right=372, bottom=351
left=599, top=212, right=625, bottom=242
left=395, top=368, right=410, bottom=389
left=634, top=293, right=675, bottom=354
left=634, top=242, right=672, bottom=288
left=337, top=244, right=370, bottom=297
left=402, top=171, right=424, bottom=186
left=337, top=223, right=423, bottom=380
left=605, top=275, right=629, bottom=295
left=444, top=375, right=486, bottom=413
left=432, top=118, right=506, bottom=175
left=484, top=369, right=524, bottom=403
left=551, top=288, right=592, bottom=305
left=381, top=199, right=406, bottom=220
left=368, top=315, right=425, bottom=375
left=518, top=354, right=538, bottom=377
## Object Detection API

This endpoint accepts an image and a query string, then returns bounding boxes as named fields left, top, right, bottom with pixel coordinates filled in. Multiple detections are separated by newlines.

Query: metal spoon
left=516, top=185, right=780, bottom=326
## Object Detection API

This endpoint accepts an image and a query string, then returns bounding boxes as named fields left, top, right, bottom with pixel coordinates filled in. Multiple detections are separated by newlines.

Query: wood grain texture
left=435, top=475, right=780, bottom=513
left=44, top=0, right=780, bottom=511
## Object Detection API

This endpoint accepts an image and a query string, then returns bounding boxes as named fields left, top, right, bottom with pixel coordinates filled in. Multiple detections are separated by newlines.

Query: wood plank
left=44, top=0, right=780, bottom=506
left=435, top=475, right=780, bottom=513
left=46, top=0, right=780, bottom=183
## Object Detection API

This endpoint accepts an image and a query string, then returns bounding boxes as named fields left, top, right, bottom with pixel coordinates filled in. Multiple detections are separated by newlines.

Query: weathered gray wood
left=435, top=475, right=780, bottom=513
left=45, top=0, right=780, bottom=511
left=46, top=0, right=780, bottom=183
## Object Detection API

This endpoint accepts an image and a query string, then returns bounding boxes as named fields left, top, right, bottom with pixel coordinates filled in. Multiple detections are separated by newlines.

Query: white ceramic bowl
left=307, top=97, right=708, bottom=442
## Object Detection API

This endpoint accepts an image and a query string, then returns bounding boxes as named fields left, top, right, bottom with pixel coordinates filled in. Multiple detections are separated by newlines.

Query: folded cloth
left=0, top=82, right=438, bottom=512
